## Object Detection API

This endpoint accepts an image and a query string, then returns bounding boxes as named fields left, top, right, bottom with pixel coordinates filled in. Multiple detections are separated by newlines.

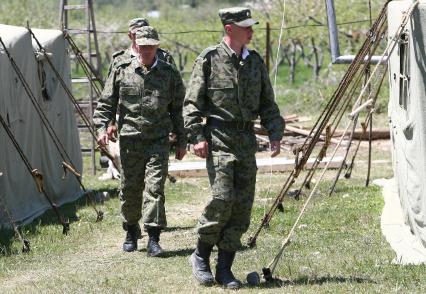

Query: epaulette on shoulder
left=112, top=50, right=125, bottom=58
left=249, top=48, right=260, bottom=56
left=249, top=48, right=262, bottom=58
left=115, top=58, right=132, bottom=69
left=199, top=45, right=219, bottom=59
left=248, top=49, right=265, bottom=63
left=158, top=47, right=170, bottom=55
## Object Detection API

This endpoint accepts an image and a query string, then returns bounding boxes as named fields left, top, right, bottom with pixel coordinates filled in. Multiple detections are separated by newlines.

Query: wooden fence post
left=266, top=22, right=270, bottom=73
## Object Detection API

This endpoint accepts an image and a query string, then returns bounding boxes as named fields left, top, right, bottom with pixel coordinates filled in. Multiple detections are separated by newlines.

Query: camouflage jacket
left=107, top=47, right=176, bottom=77
left=183, top=40, right=284, bottom=144
left=94, top=57, right=186, bottom=148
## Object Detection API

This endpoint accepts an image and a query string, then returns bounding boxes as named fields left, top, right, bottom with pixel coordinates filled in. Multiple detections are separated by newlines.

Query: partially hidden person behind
left=94, top=26, right=187, bottom=256
left=107, top=17, right=176, bottom=77
left=184, top=7, right=284, bottom=289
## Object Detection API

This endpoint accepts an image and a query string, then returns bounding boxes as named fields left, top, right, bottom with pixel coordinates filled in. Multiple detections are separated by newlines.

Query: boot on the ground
left=190, top=240, right=214, bottom=285
left=215, top=249, right=242, bottom=289
left=122, top=223, right=141, bottom=252
left=146, top=227, right=163, bottom=257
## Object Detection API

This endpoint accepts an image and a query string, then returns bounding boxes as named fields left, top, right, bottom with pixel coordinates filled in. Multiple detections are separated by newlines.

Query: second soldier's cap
left=218, top=7, right=259, bottom=27
left=128, top=18, right=150, bottom=32
left=135, top=26, right=160, bottom=46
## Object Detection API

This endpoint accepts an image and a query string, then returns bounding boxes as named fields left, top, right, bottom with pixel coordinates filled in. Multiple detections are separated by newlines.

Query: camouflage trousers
left=119, top=136, right=169, bottom=229
left=197, top=127, right=257, bottom=252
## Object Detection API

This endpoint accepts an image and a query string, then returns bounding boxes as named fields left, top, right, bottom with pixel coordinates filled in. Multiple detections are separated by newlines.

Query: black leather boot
left=215, top=249, right=242, bottom=289
left=146, top=227, right=163, bottom=257
left=122, top=223, right=141, bottom=252
left=190, top=240, right=214, bottom=285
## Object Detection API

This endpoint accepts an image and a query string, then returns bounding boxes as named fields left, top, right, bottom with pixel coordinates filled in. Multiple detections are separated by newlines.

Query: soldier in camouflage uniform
left=184, top=7, right=284, bottom=289
left=94, top=26, right=187, bottom=256
left=105, top=18, right=177, bottom=139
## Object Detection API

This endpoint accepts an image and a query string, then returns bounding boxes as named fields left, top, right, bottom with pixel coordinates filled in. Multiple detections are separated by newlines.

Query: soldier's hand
left=193, top=141, right=208, bottom=158
left=270, top=140, right=281, bottom=158
left=107, top=124, right=118, bottom=142
left=175, top=147, right=187, bottom=160
left=97, top=134, right=109, bottom=147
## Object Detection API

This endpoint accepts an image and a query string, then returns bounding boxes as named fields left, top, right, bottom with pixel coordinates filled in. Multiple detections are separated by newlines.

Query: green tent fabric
left=0, top=24, right=83, bottom=227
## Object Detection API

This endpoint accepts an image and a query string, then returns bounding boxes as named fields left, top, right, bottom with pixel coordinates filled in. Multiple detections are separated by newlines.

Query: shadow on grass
left=0, top=187, right=119, bottom=255
left=247, top=274, right=376, bottom=289
left=138, top=247, right=193, bottom=258
left=163, top=225, right=195, bottom=232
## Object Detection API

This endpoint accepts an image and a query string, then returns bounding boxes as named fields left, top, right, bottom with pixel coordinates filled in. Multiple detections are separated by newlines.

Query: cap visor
left=234, top=18, right=258, bottom=27
left=130, top=26, right=141, bottom=33
left=135, top=39, right=160, bottom=46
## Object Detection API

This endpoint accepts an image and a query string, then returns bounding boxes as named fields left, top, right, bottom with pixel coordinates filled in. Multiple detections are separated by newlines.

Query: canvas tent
left=388, top=1, right=426, bottom=246
left=0, top=24, right=83, bottom=227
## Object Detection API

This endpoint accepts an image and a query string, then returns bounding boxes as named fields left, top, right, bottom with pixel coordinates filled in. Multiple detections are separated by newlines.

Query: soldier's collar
left=152, top=56, right=158, bottom=68
left=221, top=39, right=250, bottom=60
left=130, top=46, right=138, bottom=57
left=133, top=56, right=159, bottom=71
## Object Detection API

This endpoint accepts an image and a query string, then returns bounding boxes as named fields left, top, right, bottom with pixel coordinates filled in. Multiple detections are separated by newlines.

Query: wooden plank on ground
left=168, top=156, right=344, bottom=177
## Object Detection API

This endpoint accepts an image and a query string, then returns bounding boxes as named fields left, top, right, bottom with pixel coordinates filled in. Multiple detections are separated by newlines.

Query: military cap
left=218, top=7, right=259, bottom=27
left=128, top=17, right=150, bottom=32
left=135, top=26, right=160, bottom=46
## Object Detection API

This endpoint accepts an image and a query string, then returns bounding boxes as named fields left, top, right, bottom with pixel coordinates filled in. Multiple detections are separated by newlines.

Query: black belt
left=207, top=117, right=253, bottom=131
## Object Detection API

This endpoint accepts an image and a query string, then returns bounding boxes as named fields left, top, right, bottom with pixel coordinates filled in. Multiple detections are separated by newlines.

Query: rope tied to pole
left=62, top=161, right=82, bottom=179
left=31, top=169, right=45, bottom=193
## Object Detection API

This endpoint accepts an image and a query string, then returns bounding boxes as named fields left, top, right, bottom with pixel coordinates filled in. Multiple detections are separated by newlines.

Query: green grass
left=2, top=145, right=426, bottom=293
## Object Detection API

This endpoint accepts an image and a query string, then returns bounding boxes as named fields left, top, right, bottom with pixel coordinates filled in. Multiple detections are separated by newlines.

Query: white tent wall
left=31, top=28, right=83, bottom=205
left=0, top=25, right=46, bottom=226
left=388, top=1, right=426, bottom=246
left=0, top=25, right=83, bottom=227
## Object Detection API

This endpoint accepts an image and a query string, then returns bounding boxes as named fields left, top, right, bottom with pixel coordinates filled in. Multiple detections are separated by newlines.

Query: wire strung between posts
left=0, top=194, right=30, bottom=252
left=247, top=0, right=392, bottom=248
left=261, top=0, right=419, bottom=280
left=64, top=19, right=371, bottom=35
left=28, top=26, right=104, bottom=221
left=0, top=112, right=69, bottom=235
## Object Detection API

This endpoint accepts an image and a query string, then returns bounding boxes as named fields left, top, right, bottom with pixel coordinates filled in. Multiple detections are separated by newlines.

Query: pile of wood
left=254, top=114, right=390, bottom=150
